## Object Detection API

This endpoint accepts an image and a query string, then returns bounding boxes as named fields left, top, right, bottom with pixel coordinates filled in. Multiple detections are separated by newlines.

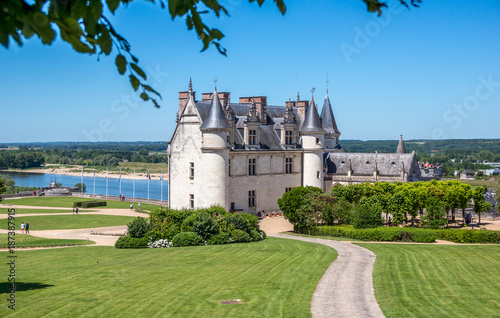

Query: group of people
left=465, top=213, right=473, bottom=225
left=72, top=207, right=79, bottom=214
left=20, top=222, right=30, bottom=234
left=119, top=193, right=126, bottom=201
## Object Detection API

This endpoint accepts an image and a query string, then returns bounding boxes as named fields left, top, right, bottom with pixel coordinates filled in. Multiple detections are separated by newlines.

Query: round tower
left=199, top=88, right=230, bottom=209
left=300, top=95, right=325, bottom=190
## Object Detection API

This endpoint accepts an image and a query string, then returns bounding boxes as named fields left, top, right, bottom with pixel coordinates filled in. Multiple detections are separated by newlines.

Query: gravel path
left=270, top=234, right=385, bottom=318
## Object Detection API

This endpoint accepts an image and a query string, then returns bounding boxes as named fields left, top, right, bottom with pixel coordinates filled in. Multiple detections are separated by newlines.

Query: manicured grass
left=3, top=197, right=159, bottom=211
left=359, top=244, right=500, bottom=318
left=0, top=208, right=93, bottom=214
left=0, top=237, right=336, bottom=317
left=0, top=215, right=137, bottom=230
left=0, top=234, right=93, bottom=248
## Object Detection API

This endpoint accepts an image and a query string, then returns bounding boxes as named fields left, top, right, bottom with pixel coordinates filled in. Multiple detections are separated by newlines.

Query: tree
left=277, top=186, right=322, bottom=231
left=472, top=186, right=492, bottom=225
left=421, top=197, right=447, bottom=229
left=74, top=182, right=86, bottom=193
left=1, top=0, right=419, bottom=107
left=352, top=197, right=383, bottom=229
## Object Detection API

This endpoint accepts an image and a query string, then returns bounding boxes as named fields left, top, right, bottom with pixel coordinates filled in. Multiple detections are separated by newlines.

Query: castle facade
left=167, top=81, right=421, bottom=214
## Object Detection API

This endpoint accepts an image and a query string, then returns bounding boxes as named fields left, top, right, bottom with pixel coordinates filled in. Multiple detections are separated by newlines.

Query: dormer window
left=249, top=129, right=257, bottom=145
left=285, top=130, right=293, bottom=145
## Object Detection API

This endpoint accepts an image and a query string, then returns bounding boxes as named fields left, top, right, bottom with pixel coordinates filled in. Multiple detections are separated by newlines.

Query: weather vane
left=326, top=74, right=329, bottom=94
left=214, top=77, right=218, bottom=89
left=310, top=87, right=315, bottom=95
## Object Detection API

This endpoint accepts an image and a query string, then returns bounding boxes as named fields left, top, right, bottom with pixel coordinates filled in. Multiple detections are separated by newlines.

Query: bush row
left=435, top=229, right=500, bottom=244
left=303, top=225, right=437, bottom=243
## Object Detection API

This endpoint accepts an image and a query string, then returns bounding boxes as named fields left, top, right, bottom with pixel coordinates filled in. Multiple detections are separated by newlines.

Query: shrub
left=230, top=229, right=251, bottom=243
left=180, top=214, right=197, bottom=232
left=278, top=186, right=322, bottom=225
left=127, top=217, right=149, bottom=238
left=227, top=214, right=250, bottom=233
left=115, top=236, right=148, bottom=248
left=171, top=232, right=204, bottom=247
left=435, top=229, right=500, bottom=244
left=421, top=197, right=447, bottom=229
left=249, top=229, right=265, bottom=241
left=193, top=214, right=219, bottom=240
left=207, top=232, right=230, bottom=245
left=352, top=198, right=383, bottom=229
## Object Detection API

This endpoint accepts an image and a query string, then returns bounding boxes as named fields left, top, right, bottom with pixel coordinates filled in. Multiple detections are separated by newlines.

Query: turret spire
left=321, top=91, right=340, bottom=136
left=200, top=87, right=229, bottom=130
left=300, top=95, right=324, bottom=133
left=396, top=134, right=406, bottom=153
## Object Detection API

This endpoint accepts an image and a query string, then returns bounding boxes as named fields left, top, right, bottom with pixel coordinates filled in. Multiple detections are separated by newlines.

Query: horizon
left=1, top=0, right=499, bottom=142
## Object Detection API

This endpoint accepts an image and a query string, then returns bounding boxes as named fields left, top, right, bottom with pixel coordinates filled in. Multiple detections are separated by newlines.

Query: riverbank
left=4, top=166, right=168, bottom=181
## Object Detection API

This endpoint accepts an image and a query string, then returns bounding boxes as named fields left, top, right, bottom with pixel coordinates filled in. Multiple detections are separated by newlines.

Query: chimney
left=253, top=96, right=267, bottom=123
left=178, top=91, right=190, bottom=112
left=296, top=100, right=309, bottom=119
left=239, top=97, right=252, bottom=103
left=203, top=92, right=230, bottom=108
left=285, top=100, right=296, bottom=108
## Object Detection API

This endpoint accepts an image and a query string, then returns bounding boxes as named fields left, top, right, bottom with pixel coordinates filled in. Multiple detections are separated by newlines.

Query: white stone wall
left=169, top=120, right=204, bottom=210
left=200, top=150, right=229, bottom=210
left=302, top=134, right=324, bottom=190
left=228, top=152, right=302, bottom=213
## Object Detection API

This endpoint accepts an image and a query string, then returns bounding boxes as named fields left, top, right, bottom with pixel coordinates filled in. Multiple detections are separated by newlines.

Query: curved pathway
left=270, top=234, right=385, bottom=318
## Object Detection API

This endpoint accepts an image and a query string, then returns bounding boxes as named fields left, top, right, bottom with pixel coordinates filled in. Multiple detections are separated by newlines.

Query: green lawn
left=0, top=215, right=138, bottom=230
left=2, top=197, right=159, bottom=211
left=0, top=234, right=93, bottom=248
left=0, top=237, right=336, bottom=317
left=0, top=208, right=93, bottom=214
left=284, top=232, right=361, bottom=242
left=359, top=244, right=500, bottom=318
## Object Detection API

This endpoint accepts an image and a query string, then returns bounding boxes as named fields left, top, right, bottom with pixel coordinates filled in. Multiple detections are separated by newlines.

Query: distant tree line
left=0, top=146, right=166, bottom=169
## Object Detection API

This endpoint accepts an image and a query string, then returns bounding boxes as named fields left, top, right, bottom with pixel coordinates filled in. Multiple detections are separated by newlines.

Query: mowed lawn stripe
left=359, top=244, right=500, bottom=318
left=0, top=214, right=137, bottom=230
left=0, top=208, right=94, bottom=214
left=1, top=237, right=336, bottom=317
left=3, top=197, right=159, bottom=211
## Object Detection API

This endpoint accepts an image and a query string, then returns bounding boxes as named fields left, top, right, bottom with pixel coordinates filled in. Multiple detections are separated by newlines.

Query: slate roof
left=300, top=96, right=324, bottom=134
left=199, top=90, right=229, bottom=130
left=321, top=93, right=340, bottom=136
left=325, top=152, right=417, bottom=176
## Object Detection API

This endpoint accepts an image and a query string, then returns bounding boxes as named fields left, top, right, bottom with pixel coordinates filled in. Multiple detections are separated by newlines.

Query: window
left=248, top=190, right=256, bottom=208
left=285, top=187, right=292, bottom=193
left=228, top=159, right=231, bottom=177
left=316, top=137, right=320, bottom=144
left=248, top=158, right=256, bottom=175
left=285, top=157, right=293, bottom=174
left=285, top=130, right=293, bottom=145
left=249, top=129, right=257, bottom=145
left=189, top=162, right=194, bottom=179
left=189, top=194, right=194, bottom=209
left=317, top=171, right=320, bottom=179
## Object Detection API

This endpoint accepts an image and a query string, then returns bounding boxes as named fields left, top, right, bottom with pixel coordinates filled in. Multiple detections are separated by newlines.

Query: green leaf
left=115, top=54, right=127, bottom=75
left=131, top=63, right=147, bottom=80
left=129, top=75, right=140, bottom=91
left=106, top=0, right=120, bottom=13
left=97, top=28, right=112, bottom=55
left=142, top=84, right=162, bottom=98
left=140, top=92, right=149, bottom=101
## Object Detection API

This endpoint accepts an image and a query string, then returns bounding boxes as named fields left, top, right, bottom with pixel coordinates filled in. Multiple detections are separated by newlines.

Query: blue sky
left=1, top=0, right=499, bottom=143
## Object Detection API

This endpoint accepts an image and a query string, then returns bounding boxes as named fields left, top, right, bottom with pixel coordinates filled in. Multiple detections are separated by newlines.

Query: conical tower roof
left=321, top=92, right=340, bottom=136
left=396, top=135, right=406, bottom=153
left=200, top=88, right=229, bottom=130
left=300, top=96, right=324, bottom=134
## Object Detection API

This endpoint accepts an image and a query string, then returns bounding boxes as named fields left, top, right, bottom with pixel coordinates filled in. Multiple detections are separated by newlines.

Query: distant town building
left=167, top=80, right=421, bottom=214
left=460, top=170, right=475, bottom=180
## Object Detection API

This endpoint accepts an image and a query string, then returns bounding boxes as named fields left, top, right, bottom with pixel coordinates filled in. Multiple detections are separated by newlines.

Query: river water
left=0, top=171, right=169, bottom=201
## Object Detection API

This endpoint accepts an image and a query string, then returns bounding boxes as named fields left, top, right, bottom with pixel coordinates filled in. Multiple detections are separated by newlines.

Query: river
left=0, top=171, right=168, bottom=201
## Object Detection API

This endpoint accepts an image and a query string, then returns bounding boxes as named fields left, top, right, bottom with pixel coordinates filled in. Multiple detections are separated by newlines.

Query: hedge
left=435, top=229, right=500, bottom=244
left=304, top=225, right=437, bottom=243
left=73, top=201, right=107, bottom=208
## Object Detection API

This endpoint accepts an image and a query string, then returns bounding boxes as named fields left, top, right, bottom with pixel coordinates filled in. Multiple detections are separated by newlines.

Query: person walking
left=75, top=207, right=79, bottom=215
left=138, top=202, right=141, bottom=210
left=20, top=222, right=25, bottom=234
left=130, top=203, right=133, bottom=210
left=72, top=207, right=75, bottom=215
left=25, top=223, right=30, bottom=234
